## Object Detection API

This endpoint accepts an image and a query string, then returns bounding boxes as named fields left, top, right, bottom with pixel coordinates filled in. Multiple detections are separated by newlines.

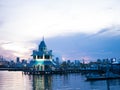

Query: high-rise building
left=16, top=57, right=20, bottom=63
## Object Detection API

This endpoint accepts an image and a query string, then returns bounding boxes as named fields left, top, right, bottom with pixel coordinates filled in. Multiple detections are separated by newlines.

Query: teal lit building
left=31, top=39, right=56, bottom=71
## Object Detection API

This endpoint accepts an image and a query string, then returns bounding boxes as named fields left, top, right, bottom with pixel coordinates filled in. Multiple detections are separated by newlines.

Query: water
left=0, top=71, right=120, bottom=90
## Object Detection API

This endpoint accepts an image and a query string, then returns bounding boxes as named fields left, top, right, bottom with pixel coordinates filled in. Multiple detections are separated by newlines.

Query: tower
left=31, top=38, right=55, bottom=71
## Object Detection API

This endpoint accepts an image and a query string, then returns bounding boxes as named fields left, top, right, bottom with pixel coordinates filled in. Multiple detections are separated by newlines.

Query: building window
left=45, top=55, right=50, bottom=59
left=37, top=55, right=40, bottom=59
left=33, top=56, right=36, bottom=59
left=40, top=56, right=43, bottom=59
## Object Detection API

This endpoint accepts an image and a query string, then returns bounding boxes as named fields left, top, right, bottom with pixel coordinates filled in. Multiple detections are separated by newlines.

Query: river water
left=0, top=71, right=120, bottom=90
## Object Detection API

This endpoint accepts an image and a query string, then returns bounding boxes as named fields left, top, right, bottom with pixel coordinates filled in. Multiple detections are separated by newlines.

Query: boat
left=86, top=72, right=120, bottom=81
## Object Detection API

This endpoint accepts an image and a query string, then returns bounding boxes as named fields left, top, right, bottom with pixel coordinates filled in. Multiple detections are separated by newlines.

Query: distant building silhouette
left=16, top=57, right=20, bottom=63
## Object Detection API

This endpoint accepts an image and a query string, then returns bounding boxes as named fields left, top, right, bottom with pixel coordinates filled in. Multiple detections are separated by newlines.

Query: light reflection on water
left=0, top=71, right=32, bottom=90
left=0, top=71, right=120, bottom=90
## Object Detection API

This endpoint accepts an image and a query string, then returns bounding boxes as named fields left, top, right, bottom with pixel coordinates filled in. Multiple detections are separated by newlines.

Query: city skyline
left=0, top=0, right=120, bottom=61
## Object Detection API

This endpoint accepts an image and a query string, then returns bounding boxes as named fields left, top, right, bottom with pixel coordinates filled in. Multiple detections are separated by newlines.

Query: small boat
left=86, top=72, right=120, bottom=81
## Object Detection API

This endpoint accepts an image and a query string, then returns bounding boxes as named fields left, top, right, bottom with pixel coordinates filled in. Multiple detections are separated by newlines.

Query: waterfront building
left=16, top=57, right=20, bottom=63
left=15, top=57, right=22, bottom=68
left=31, top=38, right=56, bottom=71
left=74, top=60, right=80, bottom=67
left=9, top=60, right=15, bottom=68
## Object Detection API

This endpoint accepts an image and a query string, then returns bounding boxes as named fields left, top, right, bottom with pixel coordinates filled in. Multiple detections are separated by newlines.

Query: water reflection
left=31, top=74, right=120, bottom=90
left=0, top=71, right=120, bottom=90
left=89, top=79, right=120, bottom=90
left=0, top=71, right=32, bottom=90
left=33, top=75, right=52, bottom=90
left=106, top=80, right=110, bottom=90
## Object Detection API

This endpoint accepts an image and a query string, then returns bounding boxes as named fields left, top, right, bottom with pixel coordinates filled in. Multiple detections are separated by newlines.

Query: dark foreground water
left=0, top=71, right=120, bottom=90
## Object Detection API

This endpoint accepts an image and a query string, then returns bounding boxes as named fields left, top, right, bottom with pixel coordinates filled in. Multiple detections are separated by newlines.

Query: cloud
left=89, top=25, right=120, bottom=38
left=38, top=26, right=120, bottom=60
left=97, top=29, right=109, bottom=35
left=0, top=46, right=15, bottom=60
left=0, top=20, right=3, bottom=27
left=1, top=25, right=120, bottom=61
left=0, top=40, right=36, bottom=60
left=0, top=0, right=120, bottom=60
left=1, top=0, right=120, bottom=41
left=0, top=41, right=13, bottom=45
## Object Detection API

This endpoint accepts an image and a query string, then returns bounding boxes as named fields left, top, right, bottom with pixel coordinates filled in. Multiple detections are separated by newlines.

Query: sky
left=0, top=0, right=120, bottom=61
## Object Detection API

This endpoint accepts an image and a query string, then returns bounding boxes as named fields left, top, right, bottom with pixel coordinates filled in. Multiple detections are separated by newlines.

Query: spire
left=39, top=37, right=47, bottom=51
left=42, top=36, right=44, bottom=41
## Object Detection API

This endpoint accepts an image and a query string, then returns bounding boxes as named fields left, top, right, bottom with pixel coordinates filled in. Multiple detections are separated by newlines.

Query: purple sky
left=0, top=0, right=120, bottom=61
